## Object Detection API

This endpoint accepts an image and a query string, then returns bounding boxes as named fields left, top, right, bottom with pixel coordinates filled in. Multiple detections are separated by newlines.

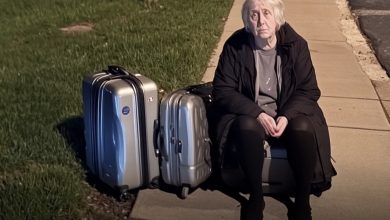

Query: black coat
left=210, top=23, right=336, bottom=194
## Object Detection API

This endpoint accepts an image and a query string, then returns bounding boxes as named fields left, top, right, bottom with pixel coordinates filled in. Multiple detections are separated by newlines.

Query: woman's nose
left=257, top=13, right=265, bottom=26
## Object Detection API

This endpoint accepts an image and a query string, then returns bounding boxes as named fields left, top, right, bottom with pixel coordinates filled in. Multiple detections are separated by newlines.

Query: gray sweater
left=252, top=40, right=282, bottom=117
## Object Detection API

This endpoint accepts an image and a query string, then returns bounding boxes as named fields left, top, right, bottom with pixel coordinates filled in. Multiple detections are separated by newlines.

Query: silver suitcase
left=159, top=85, right=212, bottom=198
left=82, top=66, right=159, bottom=196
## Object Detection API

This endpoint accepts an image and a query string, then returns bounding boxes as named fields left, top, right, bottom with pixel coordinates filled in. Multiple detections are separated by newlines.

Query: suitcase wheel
left=149, top=177, right=160, bottom=189
left=119, top=190, right=132, bottom=202
left=179, top=186, right=190, bottom=199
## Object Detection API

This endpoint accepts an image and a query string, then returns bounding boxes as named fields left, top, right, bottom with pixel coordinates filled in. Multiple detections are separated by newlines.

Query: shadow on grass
left=56, top=116, right=86, bottom=164
left=55, top=116, right=137, bottom=201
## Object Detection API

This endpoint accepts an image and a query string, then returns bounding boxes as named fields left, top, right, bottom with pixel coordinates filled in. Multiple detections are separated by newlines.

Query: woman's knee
left=284, top=116, right=316, bottom=147
left=231, top=116, right=264, bottom=134
left=287, top=116, right=314, bottom=134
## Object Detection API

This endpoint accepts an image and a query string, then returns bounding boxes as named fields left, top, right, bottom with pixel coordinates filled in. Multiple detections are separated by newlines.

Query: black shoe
left=287, top=209, right=295, bottom=220
left=293, top=205, right=312, bottom=220
left=240, top=199, right=264, bottom=220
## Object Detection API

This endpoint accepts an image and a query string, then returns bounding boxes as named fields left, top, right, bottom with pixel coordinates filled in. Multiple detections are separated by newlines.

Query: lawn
left=0, top=0, right=233, bottom=219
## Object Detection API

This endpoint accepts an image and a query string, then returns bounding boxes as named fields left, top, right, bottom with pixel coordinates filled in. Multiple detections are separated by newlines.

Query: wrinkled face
left=247, top=0, right=277, bottom=40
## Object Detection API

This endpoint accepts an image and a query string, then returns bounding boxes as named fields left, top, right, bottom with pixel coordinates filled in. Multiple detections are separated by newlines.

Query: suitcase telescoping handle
left=107, top=65, right=133, bottom=76
left=106, top=65, right=142, bottom=82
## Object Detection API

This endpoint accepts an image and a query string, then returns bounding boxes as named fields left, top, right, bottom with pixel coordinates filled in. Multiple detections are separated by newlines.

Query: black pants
left=227, top=115, right=317, bottom=220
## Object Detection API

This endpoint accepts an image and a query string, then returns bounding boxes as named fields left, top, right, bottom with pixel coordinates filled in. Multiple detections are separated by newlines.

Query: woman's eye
left=250, top=12, right=258, bottom=20
left=263, top=10, right=270, bottom=16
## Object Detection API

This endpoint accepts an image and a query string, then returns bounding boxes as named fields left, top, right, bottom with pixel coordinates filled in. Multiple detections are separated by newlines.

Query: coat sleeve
left=278, top=40, right=321, bottom=120
left=212, top=42, right=263, bottom=118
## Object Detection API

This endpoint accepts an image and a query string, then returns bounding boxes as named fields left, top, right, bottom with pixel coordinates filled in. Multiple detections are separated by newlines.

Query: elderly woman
left=211, top=0, right=335, bottom=219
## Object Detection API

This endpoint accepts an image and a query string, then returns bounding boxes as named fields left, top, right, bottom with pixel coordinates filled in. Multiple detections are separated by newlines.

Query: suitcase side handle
left=153, top=119, right=161, bottom=157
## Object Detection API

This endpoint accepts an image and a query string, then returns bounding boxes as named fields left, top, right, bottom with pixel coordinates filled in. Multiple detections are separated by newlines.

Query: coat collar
left=276, top=22, right=302, bottom=47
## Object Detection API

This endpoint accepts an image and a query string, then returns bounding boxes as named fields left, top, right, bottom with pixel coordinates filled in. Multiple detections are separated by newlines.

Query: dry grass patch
left=60, top=22, right=94, bottom=33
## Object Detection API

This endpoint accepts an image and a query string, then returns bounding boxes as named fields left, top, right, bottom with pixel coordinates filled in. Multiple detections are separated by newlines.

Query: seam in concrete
left=321, top=95, right=379, bottom=101
left=353, top=9, right=390, bottom=16
left=307, top=39, right=346, bottom=43
left=329, top=125, right=390, bottom=132
left=380, top=100, right=390, bottom=123
left=370, top=81, right=390, bottom=123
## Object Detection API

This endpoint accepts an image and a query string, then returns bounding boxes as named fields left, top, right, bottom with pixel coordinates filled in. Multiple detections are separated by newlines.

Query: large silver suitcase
left=159, top=84, right=212, bottom=198
left=82, top=66, right=159, bottom=196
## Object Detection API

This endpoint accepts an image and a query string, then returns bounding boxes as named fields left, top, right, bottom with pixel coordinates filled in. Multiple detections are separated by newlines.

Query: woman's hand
left=274, top=116, right=288, bottom=138
left=257, top=113, right=288, bottom=138
left=257, top=112, right=277, bottom=136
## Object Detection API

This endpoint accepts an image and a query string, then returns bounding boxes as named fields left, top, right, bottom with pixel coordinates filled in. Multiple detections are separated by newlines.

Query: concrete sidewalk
left=131, top=0, right=390, bottom=219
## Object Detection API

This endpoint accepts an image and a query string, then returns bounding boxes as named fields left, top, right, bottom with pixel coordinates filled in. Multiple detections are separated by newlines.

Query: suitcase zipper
left=121, top=77, right=150, bottom=187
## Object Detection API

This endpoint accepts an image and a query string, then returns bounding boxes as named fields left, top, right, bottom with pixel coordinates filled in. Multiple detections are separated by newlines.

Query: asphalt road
left=348, top=0, right=390, bottom=77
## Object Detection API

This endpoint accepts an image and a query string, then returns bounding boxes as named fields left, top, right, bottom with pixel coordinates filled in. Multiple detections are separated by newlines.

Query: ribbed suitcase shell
left=159, top=89, right=212, bottom=197
left=82, top=68, right=159, bottom=192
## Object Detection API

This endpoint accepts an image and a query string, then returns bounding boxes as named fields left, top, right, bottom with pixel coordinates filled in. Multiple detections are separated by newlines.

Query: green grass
left=0, top=0, right=233, bottom=219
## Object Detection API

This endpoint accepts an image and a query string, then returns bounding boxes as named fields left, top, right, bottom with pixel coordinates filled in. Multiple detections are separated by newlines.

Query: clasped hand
left=256, top=113, right=288, bottom=138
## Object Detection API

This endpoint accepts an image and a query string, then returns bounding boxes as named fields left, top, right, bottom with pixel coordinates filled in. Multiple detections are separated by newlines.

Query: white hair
left=241, top=0, right=286, bottom=31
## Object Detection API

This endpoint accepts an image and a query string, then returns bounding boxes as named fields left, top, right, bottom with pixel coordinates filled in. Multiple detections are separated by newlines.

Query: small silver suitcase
left=82, top=66, right=159, bottom=197
left=159, top=85, right=212, bottom=198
